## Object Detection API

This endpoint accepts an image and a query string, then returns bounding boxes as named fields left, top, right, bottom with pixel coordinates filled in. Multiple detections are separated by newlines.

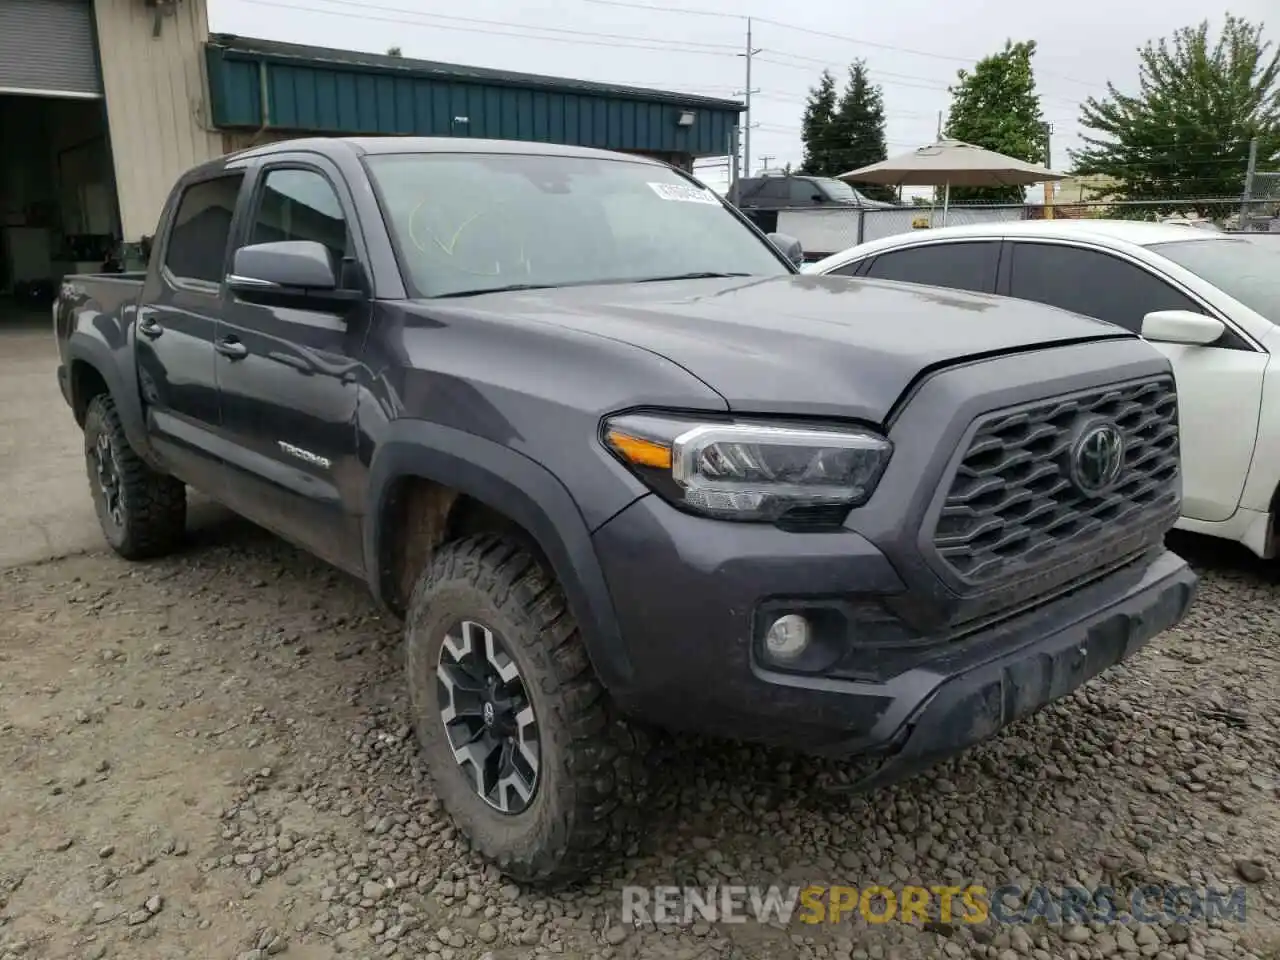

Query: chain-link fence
left=1243, top=165, right=1280, bottom=232
left=776, top=194, right=1280, bottom=259
left=1027, top=196, right=1279, bottom=232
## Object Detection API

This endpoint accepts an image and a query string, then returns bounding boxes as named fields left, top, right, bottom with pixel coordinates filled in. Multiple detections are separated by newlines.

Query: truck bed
left=54, top=273, right=146, bottom=363
left=59, top=272, right=144, bottom=309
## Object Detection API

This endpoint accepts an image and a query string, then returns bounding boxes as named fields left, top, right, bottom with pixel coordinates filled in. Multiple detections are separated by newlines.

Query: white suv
left=807, top=220, right=1280, bottom=558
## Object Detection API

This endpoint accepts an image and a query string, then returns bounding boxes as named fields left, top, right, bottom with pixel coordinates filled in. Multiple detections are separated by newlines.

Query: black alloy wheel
left=436, top=619, right=541, bottom=814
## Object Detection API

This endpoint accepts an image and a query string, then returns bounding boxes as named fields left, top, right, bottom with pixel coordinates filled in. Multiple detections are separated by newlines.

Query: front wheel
left=82, top=393, right=186, bottom=560
left=405, top=534, right=648, bottom=885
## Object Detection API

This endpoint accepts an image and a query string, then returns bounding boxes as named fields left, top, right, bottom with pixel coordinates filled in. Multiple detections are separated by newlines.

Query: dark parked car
left=54, top=137, right=1195, bottom=885
left=735, top=173, right=895, bottom=210
left=734, top=173, right=894, bottom=239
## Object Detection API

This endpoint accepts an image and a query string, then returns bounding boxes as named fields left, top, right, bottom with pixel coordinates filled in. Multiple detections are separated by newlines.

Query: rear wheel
left=405, top=533, right=648, bottom=885
left=83, top=394, right=186, bottom=560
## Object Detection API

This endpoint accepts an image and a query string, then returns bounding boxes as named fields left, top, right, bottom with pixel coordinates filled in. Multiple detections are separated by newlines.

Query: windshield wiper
left=630, top=272, right=755, bottom=283
left=433, top=273, right=755, bottom=298
left=433, top=283, right=562, bottom=299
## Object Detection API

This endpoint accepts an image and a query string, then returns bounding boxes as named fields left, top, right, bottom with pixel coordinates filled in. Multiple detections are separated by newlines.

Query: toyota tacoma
left=54, top=136, right=1197, bottom=885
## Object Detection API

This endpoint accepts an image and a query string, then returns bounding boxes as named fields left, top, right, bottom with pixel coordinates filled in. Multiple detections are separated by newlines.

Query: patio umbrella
left=837, top=139, right=1068, bottom=224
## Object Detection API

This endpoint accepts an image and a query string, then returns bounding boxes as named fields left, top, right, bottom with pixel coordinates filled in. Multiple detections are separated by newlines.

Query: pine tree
left=827, top=60, right=895, bottom=201
left=944, top=40, right=1046, bottom=204
left=799, top=70, right=838, bottom=175
left=1071, top=15, right=1280, bottom=213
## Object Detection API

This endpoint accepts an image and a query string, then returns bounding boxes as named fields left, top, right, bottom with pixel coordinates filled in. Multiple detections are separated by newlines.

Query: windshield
left=363, top=152, right=792, bottom=298
left=1148, top=238, right=1280, bottom=323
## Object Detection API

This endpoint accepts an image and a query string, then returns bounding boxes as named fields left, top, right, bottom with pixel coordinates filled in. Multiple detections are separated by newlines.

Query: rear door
left=1000, top=239, right=1267, bottom=523
left=136, top=172, right=245, bottom=490
left=214, top=156, right=372, bottom=575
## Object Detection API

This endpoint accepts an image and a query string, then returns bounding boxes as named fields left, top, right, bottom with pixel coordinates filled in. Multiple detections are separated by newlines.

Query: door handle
left=215, top=337, right=249, bottom=360
left=138, top=317, right=164, bottom=339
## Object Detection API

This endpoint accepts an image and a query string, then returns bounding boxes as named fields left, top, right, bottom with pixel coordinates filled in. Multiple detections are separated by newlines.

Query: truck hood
left=424, top=274, right=1133, bottom=422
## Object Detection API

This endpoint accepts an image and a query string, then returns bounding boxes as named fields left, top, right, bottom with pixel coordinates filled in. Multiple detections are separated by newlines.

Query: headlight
left=602, top=412, right=892, bottom=523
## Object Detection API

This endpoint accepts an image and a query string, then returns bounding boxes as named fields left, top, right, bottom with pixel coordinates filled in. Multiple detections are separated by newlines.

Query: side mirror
left=230, top=240, right=337, bottom=291
left=811, top=193, right=825, bottom=204
left=767, top=232, right=804, bottom=267
left=1140, top=309, right=1225, bottom=346
left=227, top=240, right=362, bottom=307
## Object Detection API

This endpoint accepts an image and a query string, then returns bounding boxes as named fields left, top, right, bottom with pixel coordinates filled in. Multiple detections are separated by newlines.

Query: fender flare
left=65, top=331, right=159, bottom=465
left=364, top=419, right=633, bottom=689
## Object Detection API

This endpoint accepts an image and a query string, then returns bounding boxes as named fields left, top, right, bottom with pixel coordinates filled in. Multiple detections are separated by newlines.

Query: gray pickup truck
left=54, top=136, right=1197, bottom=885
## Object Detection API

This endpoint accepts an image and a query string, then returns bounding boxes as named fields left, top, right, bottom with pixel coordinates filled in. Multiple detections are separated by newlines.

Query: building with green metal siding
left=205, top=34, right=742, bottom=170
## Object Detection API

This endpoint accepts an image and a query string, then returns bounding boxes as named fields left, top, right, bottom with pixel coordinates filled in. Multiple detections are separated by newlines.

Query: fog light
left=764, top=614, right=811, bottom=661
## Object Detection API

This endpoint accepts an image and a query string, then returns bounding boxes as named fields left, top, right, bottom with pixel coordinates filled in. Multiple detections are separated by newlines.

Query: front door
left=214, top=160, right=371, bottom=575
left=1002, top=240, right=1267, bottom=523
left=136, top=173, right=245, bottom=491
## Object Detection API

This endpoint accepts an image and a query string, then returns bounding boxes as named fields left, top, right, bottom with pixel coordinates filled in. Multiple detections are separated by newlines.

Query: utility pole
left=735, top=17, right=761, bottom=189
left=759, top=155, right=775, bottom=173
left=1241, top=138, right=1259, bottom=228
left=1042, top=121, right=1055, bottom=220
left=936, top=111, right=943, bottom=141
left=728, top=125, right=741, bottom=205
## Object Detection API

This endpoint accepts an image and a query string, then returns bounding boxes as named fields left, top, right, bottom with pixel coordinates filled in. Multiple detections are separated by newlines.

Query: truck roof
left=190, top=136, right=666, bottom=180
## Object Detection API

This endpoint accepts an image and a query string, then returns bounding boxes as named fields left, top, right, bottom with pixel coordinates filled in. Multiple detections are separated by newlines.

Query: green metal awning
left=205, top=34, right=742, bottom=159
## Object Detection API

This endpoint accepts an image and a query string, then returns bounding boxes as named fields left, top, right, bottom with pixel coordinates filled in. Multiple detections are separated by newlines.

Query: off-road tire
left=405, top=533, right=649, bottom=886
left=83, top=393, right=187, bottom=561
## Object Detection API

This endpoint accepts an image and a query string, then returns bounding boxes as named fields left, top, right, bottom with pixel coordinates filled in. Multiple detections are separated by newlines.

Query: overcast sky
left=208, top=0, right=1270, bottom=195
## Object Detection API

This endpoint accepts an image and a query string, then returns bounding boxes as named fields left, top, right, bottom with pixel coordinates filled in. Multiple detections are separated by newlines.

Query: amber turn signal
left=604, top=429, right=673, bottom=470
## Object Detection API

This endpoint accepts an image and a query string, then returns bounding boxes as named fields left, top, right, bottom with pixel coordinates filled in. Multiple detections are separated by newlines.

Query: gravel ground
left=1, top=522, right=1279, bottom=960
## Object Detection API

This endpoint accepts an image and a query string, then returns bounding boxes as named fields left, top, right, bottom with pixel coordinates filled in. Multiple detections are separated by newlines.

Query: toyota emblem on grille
left=1070, top=420, right=1126, bottom=496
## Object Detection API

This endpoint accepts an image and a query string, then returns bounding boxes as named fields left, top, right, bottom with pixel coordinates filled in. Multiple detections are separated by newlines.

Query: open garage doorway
left=1, top=0, right=121, bottom=324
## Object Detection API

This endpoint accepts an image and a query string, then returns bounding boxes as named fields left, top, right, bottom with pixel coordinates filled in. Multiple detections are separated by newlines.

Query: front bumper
left=592, top=494, right=1197, bottom=773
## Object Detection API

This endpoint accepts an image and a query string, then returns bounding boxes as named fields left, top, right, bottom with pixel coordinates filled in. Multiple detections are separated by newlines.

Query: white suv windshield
left=363, top=152, right=792, bottom=298
left=1149, top=237, right=1280, bottom=323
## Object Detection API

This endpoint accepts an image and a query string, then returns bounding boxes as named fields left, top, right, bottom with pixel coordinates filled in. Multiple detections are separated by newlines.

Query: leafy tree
left=944, top=39, right=1046, bottom=203
left=1071, top=15, right=1280, bottom=215
left=799, top=69, right=838, bottom=175
left=826, top=60, right=896, bottom=201
left=386, top=46, right=403, bottom=57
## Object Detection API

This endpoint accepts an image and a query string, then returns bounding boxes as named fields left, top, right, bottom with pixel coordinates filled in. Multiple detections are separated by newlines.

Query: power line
left=306, top=0, right=743, bottom=50
left=230, top=0, right=1087, bottom=110
left=576, top=0, right=744, bottom=19
left=573, top=0, right=1106, bottom=90
left=226, top=0, right=1109, bottom=162
left=229, top=1, right=1240, bottom=167
left=233, top=0, right=746, bottom=57
left=751, top=53, right=1084, bottom=107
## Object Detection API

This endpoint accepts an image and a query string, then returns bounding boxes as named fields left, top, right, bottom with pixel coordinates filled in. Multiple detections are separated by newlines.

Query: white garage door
left=0, top=0, right=101, bottom=98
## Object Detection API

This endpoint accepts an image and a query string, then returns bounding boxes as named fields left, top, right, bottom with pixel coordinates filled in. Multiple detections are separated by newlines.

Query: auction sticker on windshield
left=648, top=182, right=720, bottom=204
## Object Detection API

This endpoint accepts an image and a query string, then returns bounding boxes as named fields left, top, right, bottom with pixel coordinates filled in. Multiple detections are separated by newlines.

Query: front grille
left=930, top=376, right=1179, bottom=611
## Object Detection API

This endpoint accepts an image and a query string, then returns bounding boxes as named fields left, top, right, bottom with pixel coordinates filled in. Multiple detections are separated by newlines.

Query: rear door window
left=861, top=241, right=999, bottom=294
left=164, top=175, right=244, bottom=285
